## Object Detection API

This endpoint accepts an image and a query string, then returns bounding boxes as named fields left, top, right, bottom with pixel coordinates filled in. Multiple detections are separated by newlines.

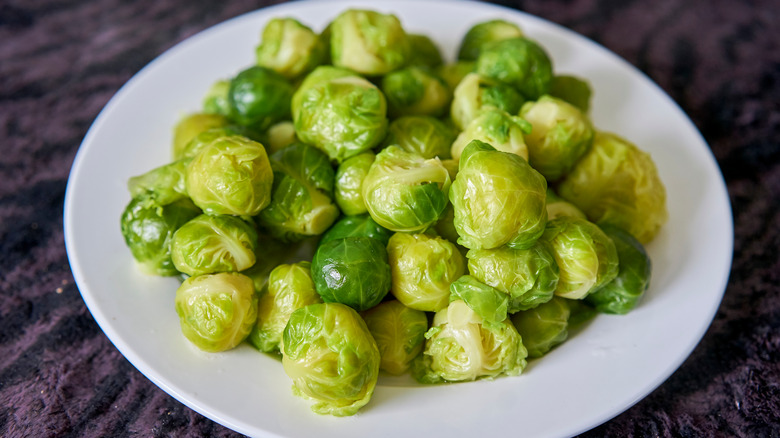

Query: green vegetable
left=172, top=113, right=229, bottom=159
left=476, top=37, right=553, bottom=100
left=362, top=300, right=428, bottom=375
left=263, top=121, right=298, bottom=155
left=329, top=9, right=410, bottom=75
left=436, top=61, right=475, bottom=90
left=178, top=125, right=263, bottom=160
left=550, top=75, right=592, bottom=113
left=406, top=34, right=444, bottom=68
left=319, top=214, right=393, bottom=247
left=510, top=296, right=570, bottom=358
left=382, top=116, right=455, bottom=160
left=450, top=72, right=525, bottom=131
left=334, top=152, right=375, bottom=215
left=228, top=66, right=294, bottom=130
left=545, top=188, right=587, bottom=220
left=127, top=158, right=190, bottom=206
left=202, top=80, right=231, bottom=116
left=255, top=17, right=327, bottom=80
left=457, top=19, right=523, bottom=61
left=381, top=66, right=452, bottom=118
left=450, top=108, right=532, bottom=160
left=171, top=214, right=258, bottom=277
left=449, top=275, right=509, bottom=330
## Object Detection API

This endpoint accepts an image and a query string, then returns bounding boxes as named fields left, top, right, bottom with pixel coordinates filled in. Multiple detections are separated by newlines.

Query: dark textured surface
left=1, top=0, right=778, bottom=436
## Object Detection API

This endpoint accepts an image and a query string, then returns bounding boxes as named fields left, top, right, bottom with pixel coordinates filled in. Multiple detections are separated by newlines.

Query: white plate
left=64, top=1, right=733, bottom=437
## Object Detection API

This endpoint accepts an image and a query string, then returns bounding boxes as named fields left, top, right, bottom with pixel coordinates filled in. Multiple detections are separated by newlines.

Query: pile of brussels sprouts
left=120, top=9, right=668, bottom=417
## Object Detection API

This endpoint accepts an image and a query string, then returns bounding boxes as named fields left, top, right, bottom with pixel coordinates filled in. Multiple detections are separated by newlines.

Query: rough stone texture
left=1, top=0, right=778, bottom=437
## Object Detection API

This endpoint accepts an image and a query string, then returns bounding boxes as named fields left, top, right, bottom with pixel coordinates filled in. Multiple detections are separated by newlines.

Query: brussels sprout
left=249, top=261, right=322, bottom=353
left=550, top=75, right=592, bottom=113
left=171, top=214, right=258, bottom=277
left=387, top=232, right=466, bottom=312
left=264, top=120, right=298, bottom=155
left=185, top=135, right=273, bottom=216
left=381, top=67, right=452, bottom=118
left=311, top=237, right=391, bottom=311
left=282, top=302, right=380, bottom=416
left=519, top=95, right=594, bottom=181
left=450, top=140, right=547, bottom=250
left=362, top=300, right=428, bottom=375
left=450, top=73, right=525, bottom=131
left=467, top=241, right=559, bottom=313
left=382, top=116, right=455, bottom=160
left=292, top=72, right=388, bottom=162
left=412, top=300, right=527, bottom=383
left=451, top=108, right=531, bottom=161
left=240, top=232, right=300, bottom=293
left=319, top=214, right=393, bottom=247
left=557, top=131, right=668, bottom=243
left=228, top=66, right=294, bottom=130
left=329, top=9, right=410, bottom=76
left=406, top=34, right=444, bottom=68
left=457, top=19, right=523, bottom=61
left=436, top=61, right=475, bottom=91
left=120, top=197, right=201, bottom=276
left=510, top=296, right=570, bottom=358
left=433, top=203, right=460, bottom=244
left=255, top=17, right=327, bottom=80
left=449, top=275, right=509, bottom=329
left=546, top=188, right=587, bottom=220
left=334, top=152, right=375, bottom=215
left=476, top=37, right=553, bottom=100
left=540, top=216, right=619, bottom=299
left=172, top=113, right=229, bottom=159
left=127, top=158, right=190, bottom=206
left=175, top=272, right=258, bottom=352
left=585, top=225, right=652, bottom=314
left=362, top=146, right=451, bottom=233
left=202, top=79, right=231, bottom=116
left=257, top=143, right=339, bottom=242
left=178, top=125, right=263, bottom=160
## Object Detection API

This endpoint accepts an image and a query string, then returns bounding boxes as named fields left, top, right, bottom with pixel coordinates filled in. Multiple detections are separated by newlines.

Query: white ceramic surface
left=64, top=1, right=733, bottom=437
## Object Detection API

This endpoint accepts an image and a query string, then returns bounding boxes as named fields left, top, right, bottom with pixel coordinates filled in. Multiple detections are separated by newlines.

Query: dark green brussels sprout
left=362, top=146, right=451, bottom=233
left=202, top=79, right=231, bottom=116
left=382, top=116, right=455, bottom=160
left=585, top=225, right=652, bottom=314
left=127, top=158, right=190, bottom=206
left=467, top=241, right=560, bottom=313
left=457, top=19, right=523, bottom=61
left=362, top=300, right=428, bottom=375
left=451, top=108, right=532, bottom=160
left=264, top=120, right=298, bottom=155
left=558, top=131, right=668, bottom=244
left=450, top=73, right=525, bottom=131
left=550, top=75, right=592, bottom=113
left=412, top=300, right=527, bottom=383
left=249, top=261, right=322, bottom=353
left=174, top=272, right=258, bottom=352
left=476, top=37, right=553, bottom=100
left=185, top=135, right=273, bottom=216
left=319, top=214, right=393, bottom=247
left=381, top=67, right=452, bottom=118
left=406, top=34, right=444, bottom=68
left=255, top=17, right=327, bottom=80
left=519, top=95, right=594, bottom=181
left=450, top=140, right=547, bottom=250
left=449, top=275, right=509, bottom=330
left=228, top=66, right=294, bottom=130
left=334, top=152, right=375, bottom=215
left=257, top=143, right=339, bottom=242
left=546, top=188, right=586, bottom=220
left=172, top=113, right=229, bottom=159
left=329, top=9, right=410, bottom=76
left=540, top=216, right=619, bottom=299
left=282, top=302, right=380, bottom=416
left=436, top=61, right=475, bottom=91
left=387, top=232, right=466, bottom=312
left=178, top=125, right=263, bottom=160
left=510, top=296, right=570, bottom=358
left=120, top=197, right=201, bottom=276
left=311, top=237, right=391, bottom=311
left=171, top=214, right=258, bottom=277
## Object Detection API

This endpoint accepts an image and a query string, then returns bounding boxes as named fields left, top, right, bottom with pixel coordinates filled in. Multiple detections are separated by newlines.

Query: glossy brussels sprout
left=329, top=9, right=410, bottom=76
left=476, top=37, right=553, bottom=100
left=228, top=66, right=293, bottom=130
left=255, top=17, right=326, bottom=80
left=467, top=241, right=559, bottom=313
left=127, top=158, right=190, bottom=206
left=362, top=146, right=451, bottom=233
left=334, top=152, right=375, bottom=215
left=383, top=116, right=455, bottom=160
left=451, top=108, right=531, bottom=161
left=264, top=120, right=298, bottom=155
left=546, top=188, right=587, bottom=220
left=202, top=80, right=231, bottom=116
left=249, top=261, right=321, bottom=353
left=558, top=131, right=668, bottom=243
left=319, top=214, right=393, bottom=247
left=585, top=225, right=652, bottom=314
left=436, top=61, right=475, bottom=91
left=406, top=34, right=444, bottom=68
left=257, top=143, right=339, bottom=241
left=412, top=300, right=527, bottom=383
left=510, top=296, right=570, bottom=358
left=292, top=71, right=388, bottom=162
left=519, top=95, right=594, bottom=181
left=172, top=113, right=229, bottom=159
left=178, top=125, right=262, bottom=160
left=457, top=19, right=523, bottom=61
left=381, top=67, right=452, bottom=118
left=282, top=302, right=380, bottom=416
left=450, top=73, right=525, bottom=131
left=171, top=214, right=258, bottom=277
left=185, top=135, right=273, bottom=216
left=541, top=216, right=619, bottom=299
left=449, top=275, right=509, bottom=329
left=311, top=237, right=392, bottom=311
left=387, top=232, right=466, bottom=312
left=120, top=197, right=201, bottom=276
left=550, top=75, right=592, bottom=113
left=450, top=140, right=547, bottom=250
left=362, top=300, right=428, bottom=375
left=175, top=272, right=258, bottom=352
